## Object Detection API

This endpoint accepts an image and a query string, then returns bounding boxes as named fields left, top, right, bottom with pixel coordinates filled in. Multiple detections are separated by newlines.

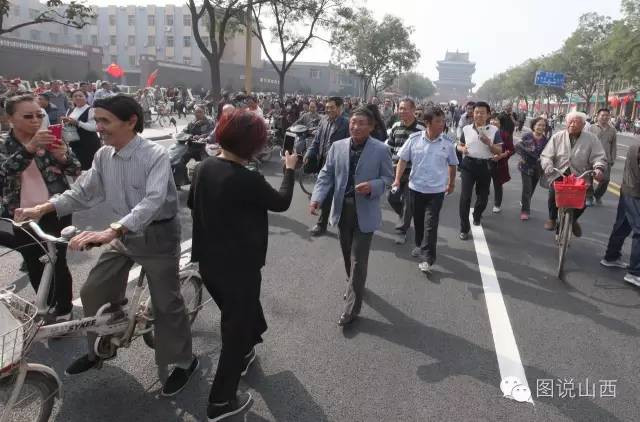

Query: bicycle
left=0, top=219, right=206, bottom=422
left=551, top=169, right=594, bottom=278
left=153, top=101, right=174, bottom=128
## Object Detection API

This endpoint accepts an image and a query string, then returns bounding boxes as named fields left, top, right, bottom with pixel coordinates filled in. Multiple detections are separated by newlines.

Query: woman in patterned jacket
left=0, top=94, right=81, bottom=321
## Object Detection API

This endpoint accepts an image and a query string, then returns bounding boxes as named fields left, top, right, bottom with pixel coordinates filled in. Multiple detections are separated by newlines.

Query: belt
left=149, top=216, right=175, bottom=226
left=465, top=156, right=491, bottom=162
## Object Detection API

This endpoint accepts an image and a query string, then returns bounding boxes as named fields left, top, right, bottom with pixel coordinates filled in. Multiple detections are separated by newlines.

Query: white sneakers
left=492, top=206, right=501, bottom=213
left=624, top=273, right=640, bottom=288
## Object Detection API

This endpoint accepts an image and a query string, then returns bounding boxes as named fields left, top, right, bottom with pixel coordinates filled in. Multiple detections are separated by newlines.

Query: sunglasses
left=22, top=113, right=46, bottom=120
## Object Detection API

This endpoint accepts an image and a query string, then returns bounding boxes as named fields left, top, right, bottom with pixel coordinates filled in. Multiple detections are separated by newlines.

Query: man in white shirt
left=456, top=101, right=503, bottom=240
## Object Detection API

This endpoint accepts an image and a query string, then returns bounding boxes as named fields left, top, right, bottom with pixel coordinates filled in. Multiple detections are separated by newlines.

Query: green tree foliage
left=0, top=0, right=94, bottom=36
left=398, top=72, right=435, bottom=99
left=331, top=8, right=420, bottom=100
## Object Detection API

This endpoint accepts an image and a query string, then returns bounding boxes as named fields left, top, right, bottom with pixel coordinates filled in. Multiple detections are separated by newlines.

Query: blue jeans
left=604, top=193, right=640, bottom=276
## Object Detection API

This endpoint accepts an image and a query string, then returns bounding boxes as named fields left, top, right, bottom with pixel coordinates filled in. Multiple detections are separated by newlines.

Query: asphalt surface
left=1, top=129, right=639, bottom=422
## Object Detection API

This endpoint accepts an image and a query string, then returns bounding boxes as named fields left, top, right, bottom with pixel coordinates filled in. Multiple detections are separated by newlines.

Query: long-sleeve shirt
left=386, top=119, right=426, bottom=167
left=50, top=135, right=177, bottom=234
left=515, top=132, right=548, bottom=176
left=0, top=131, right=81, bottom=217
left=187, top=157, right=295, bottom=268
left=540, top=129, right=607, bottom=181
left=588, top=123, right=617, bottom=167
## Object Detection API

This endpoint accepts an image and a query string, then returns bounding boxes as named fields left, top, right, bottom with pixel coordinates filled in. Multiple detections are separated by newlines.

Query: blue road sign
left=534, top=71, right=565, bottom=89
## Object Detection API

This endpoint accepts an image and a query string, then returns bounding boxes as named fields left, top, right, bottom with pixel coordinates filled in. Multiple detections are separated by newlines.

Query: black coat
left=188, top=157, right=295, bottom=269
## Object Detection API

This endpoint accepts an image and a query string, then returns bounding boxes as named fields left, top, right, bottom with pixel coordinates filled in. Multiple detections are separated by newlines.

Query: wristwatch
left=109, top=222, right=125, bottom=237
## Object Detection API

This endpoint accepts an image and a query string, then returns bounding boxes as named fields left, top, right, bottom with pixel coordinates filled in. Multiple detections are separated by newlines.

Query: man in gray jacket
left=309, top=107, right=393, bottom=326
left=540, top=111, right=606, bottom=236
left=588, top=108, right=618, bottom=205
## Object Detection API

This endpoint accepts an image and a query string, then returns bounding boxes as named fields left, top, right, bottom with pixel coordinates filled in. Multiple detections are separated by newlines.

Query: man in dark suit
left=304, top=96, right=349, bottom=236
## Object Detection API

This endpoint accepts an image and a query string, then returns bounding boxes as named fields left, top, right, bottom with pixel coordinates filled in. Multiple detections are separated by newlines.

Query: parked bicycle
left=0, top=219, right=206, bottom=422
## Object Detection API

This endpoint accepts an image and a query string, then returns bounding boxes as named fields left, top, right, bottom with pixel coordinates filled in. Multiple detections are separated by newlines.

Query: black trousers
left=520, top=170, right=541, bottom=213
left=459, top=157, right=491, bottom=233
left=411, top=190, right=445, bottom=265
left=490, top=168, right=503, bottom=207
left=200, top=264, right=266, bottom=403
left=1, top=213, right=73, bottom=313
left=387, top=173, right=413, bottom=233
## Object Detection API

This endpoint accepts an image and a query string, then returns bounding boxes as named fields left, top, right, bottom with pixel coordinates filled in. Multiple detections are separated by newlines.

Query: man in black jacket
left=304, top=96, right=349, bottom=236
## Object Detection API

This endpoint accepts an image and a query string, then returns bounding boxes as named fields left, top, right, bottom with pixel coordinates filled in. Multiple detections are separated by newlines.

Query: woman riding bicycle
left=540, top=111, right=607, bottom=236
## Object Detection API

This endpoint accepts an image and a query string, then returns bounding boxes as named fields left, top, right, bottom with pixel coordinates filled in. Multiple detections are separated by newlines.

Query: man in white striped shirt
left=16, top=95, right=197, bottom=397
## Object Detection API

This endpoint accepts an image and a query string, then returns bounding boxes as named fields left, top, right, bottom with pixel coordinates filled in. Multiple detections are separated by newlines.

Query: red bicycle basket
left=554, top=177, right=587, bottom=209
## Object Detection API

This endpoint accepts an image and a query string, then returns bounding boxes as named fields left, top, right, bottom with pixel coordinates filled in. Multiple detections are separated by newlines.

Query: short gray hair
left=565, top=111, right=587, bottom=123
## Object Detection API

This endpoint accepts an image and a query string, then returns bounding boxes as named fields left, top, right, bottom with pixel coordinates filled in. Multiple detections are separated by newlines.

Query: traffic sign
left=534, top=71, right=565, bottom=89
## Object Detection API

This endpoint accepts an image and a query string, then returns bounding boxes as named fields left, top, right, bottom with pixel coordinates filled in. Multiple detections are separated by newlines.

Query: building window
left=147, top=35, right=155, bottom=46
left=109, top=15, right=116, bottom=26
left=13, top=5, right=20, bottom=16
left=128, top=15, right=135, bottom=26
left=183, top=36, right=191, bottom=47
left=91, top=35, right=98, bottom=46
left=30, top=30, right=40, bottom=41
left=128, top=35, right=135, bottom=46
left=166, top=55, right=174, bottom=61
left=50, top=33, right=58, bottom=44
left=166, top=36, right=174, bottom=47
left=75, top=35, right=82, bottom=45
left=63, top=26, right=68, bottom=35
left=183, top=15, right=191, bottom=26
left=310, top=70, right=320, bottom=79
left=166, top=15, right=174, bottom=26
left=110, top=55, right=118, bottom=63
left=148, top=15, right=155, bottom=26
left=29, top=9, right=39, bottom=19
left=129, top=56, right=137, bottom=66
left=183, top=57, right=191, bottom=65
left=110, top=35, right=117, bottom=46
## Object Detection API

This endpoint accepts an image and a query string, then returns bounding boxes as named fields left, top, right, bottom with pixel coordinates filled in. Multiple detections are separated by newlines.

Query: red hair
left=215, top=110, right=267, bottom=160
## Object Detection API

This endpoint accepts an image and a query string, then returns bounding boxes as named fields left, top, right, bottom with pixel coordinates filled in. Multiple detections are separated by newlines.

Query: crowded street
left=1, top=126, right=638, bottom=421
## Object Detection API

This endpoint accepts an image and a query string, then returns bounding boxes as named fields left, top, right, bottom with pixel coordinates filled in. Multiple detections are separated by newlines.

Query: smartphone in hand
left=47, top=124, right=63, bottom=151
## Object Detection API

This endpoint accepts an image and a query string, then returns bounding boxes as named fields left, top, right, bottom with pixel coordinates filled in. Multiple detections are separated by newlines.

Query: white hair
left=565, top=111, right=587, bottom=123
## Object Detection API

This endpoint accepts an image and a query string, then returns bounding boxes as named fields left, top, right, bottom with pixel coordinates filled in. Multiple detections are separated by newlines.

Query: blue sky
left=101, top=0, right=623, bottom=86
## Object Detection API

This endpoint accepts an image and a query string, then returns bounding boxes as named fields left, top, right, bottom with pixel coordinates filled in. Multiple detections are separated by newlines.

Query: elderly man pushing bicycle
left=540, top=111, right=607, bottom=237
left=15, top=95, right=197, bottom=397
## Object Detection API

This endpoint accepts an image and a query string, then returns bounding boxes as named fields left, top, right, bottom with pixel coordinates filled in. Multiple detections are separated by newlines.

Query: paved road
left=1, top=131, right=639, bottom=421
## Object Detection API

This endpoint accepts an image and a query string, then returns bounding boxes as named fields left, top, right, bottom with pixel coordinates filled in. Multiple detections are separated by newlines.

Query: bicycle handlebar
left=1, top=218, right=68, bottom=244
left=551, top=168, right=595, bottom=179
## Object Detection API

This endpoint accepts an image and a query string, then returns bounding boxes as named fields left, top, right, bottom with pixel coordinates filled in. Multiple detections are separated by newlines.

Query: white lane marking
left=618, top=155, right=626, bottom=160
left=71, top=239, right=193, bottom=307
left=619, top=144, right=628, bottom=149
left=469, top=211, right=533, bottom=404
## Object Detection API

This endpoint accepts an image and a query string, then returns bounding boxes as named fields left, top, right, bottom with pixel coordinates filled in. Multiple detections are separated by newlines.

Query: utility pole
left=244, top=0, right=253, bottom=93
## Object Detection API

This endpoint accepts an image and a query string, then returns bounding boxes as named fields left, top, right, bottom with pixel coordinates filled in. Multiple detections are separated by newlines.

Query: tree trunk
left=362, top=78, right=369, bottom=102
left=278, top=71, right=285, bottom=102
left=208, top=57, right=221, bottom=104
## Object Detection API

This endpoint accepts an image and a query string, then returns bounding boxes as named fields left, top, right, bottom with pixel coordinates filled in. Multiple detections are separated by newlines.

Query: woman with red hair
left=188, top=109, right=298, bottom=421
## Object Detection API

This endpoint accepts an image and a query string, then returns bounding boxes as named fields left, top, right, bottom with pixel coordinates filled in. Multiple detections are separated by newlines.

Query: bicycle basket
left=554, top=176, right=587, bottom=209
left=0, top=291, right=38, bottom=371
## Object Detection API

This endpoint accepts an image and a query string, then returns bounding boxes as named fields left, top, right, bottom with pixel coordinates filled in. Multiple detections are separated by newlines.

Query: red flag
left=106, top=63, right=124, bottom=79
left=146, top=69, right=159, bottom=87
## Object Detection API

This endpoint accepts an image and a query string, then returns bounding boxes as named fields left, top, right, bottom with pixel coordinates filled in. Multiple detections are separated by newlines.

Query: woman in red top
left=489, top=115, right=515, bottom=213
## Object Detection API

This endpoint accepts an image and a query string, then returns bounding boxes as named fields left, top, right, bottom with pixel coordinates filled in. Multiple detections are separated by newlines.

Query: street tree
left=331, top=8, right=420, bottom=100
left=398, top=72, right=435, bottom=99
left=557, top=13, right=614, bottom=112
left=250, top=0, right=347, bottom=101
left=187, top=0, right=250, bottom=104
left=0, top=0, right=94, bottom=36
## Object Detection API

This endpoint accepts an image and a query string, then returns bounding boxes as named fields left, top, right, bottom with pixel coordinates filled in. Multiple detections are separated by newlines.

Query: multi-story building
left=3, top=0, right=261, bottom=85
left=434, top=51, right=475, bottom=103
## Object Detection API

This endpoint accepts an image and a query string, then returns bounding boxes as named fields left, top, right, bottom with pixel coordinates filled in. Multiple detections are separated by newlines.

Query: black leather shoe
left=337, top=313, right=356, bottom=326
left=161, top=356, right=199, bottom=397
left=309, top=224, right=327, bottom=236
left=65, top=352, right=115, bottom=376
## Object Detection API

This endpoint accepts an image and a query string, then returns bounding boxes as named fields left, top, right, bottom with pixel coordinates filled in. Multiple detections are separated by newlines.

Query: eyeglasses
left=22, top=113, right=46, bottom=120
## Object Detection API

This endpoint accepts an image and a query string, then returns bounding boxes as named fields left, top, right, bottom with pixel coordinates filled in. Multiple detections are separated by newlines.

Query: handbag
left=62, top=123, right=80, bottom=142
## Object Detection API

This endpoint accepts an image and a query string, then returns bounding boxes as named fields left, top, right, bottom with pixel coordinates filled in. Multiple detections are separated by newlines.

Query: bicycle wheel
left=142, top=270, right=204, bottom=349
left=158, top=115, right=169, bottom=128
left=0, top=371, right=57, bottom=422
left=298, top=170, right=316, bottom=198
left=557, top=209, right=573, bottom=278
